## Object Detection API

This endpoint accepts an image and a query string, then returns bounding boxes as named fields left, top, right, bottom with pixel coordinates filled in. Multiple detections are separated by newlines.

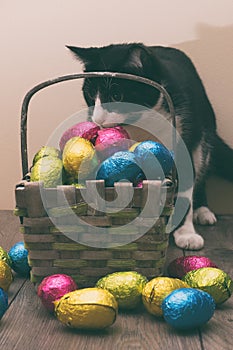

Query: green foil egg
left=96, top=271, right=148, bottom=309
left=183, top=267, right=233, bottom=304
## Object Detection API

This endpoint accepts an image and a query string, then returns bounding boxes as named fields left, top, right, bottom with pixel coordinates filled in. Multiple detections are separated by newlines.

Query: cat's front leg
left=193, top=179, right=217, bottom=225
left=173, top=187, right=204, bottom=250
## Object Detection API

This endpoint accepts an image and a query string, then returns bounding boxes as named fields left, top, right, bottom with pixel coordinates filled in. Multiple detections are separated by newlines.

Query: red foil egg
left=95, top=126, right=132, bottom=161
left=59, top=121, right=100, bottom=151
left=168, top=256, right=218, bottom=279
left=37, top=274, right=78, bottom=312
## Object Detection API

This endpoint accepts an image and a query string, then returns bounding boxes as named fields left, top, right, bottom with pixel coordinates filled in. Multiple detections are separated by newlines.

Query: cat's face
left=67, top=44, right=161, bottom=127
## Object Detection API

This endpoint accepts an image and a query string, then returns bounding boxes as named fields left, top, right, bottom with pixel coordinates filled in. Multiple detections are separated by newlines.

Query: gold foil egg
left=54, top=288, right=118, bottom=329
left=0, top=260, right=13, bottom=292
left=0, top=247, right=12, bottom=267
left=62, top=137, right=98, bottom=180
left=96, top=271, right=148, bottom=309
left=183, top=267, right=233, bottom=304
left=142, top=277, right=189, bottom=316
left=129, top=142, right=141, bottom=152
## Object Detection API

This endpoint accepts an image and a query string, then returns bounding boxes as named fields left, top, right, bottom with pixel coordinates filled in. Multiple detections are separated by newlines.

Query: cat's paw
left=193, top=206, right=217, bottom=225
left=173, top=227, right=204, bottom=250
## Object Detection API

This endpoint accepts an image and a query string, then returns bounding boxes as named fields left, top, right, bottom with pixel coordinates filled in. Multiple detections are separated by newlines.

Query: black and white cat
left=67, top=43, right=233, bottom=250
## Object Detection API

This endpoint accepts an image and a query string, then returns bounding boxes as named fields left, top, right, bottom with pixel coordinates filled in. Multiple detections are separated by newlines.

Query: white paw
left=193, top=206, right=217, bottom=225
left=173, top=226, right=204, bottom=250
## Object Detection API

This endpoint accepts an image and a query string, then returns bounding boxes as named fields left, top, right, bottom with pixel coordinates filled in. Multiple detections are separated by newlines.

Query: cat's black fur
left=67, top=43, right=233, bottom=249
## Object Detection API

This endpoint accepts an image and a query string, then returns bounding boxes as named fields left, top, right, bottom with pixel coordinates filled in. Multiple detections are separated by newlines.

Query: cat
left=66, top=43, right=233, bottom=250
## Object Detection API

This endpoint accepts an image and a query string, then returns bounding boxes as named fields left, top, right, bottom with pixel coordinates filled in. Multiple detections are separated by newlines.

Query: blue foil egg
left=8, top=242, right=31, bottom=276
left=162, top=288, right=215, bottom=330
left=134, top=141, right=173, bottom=179
left=96, top=151, right=144, bottom=187
left=0, top=288, right=8, bottom=319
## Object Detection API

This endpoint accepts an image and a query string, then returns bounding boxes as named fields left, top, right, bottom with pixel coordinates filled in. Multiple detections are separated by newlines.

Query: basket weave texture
left=16, top=71, right=176, bottom=287
left=15, top=179, right=174, bottom=287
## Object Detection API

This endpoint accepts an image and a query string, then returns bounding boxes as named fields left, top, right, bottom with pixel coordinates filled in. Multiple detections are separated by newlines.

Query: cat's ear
left=128, top=44, right=148, bottom=69
left=66, top=46, right=97, bottom=65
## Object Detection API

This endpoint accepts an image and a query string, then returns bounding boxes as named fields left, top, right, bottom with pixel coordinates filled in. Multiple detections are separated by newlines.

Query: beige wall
left=1, top=0, right=233, bottom=212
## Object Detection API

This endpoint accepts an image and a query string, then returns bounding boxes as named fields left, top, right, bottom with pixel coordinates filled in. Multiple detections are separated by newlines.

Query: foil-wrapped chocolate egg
left=32, top=146, right=61, bottom=166
left=0, top=288, right=8, bottom=319
left=54, top=288, right=118, bottom=329
left=96, top=271, right=148, bottom=309
left=95, top=126, right=131, bottom=161
left=0, top=261, right=13, bottom=291
left=134, top=140, right=173, bottom=179
left=8, top=241, right=31, bottom=276
left=59, top=121, right=100, bottom=151
left=96, top=151, right=144, bottom=187
left=136, top=180, right=143, bottom=188
left=37, top=274, right=78, bottom=312
left=142, top=277, right=189, bottom=316
left=183, top=267, right=233, bottom=304
left=162, top=288, right=215, bottom=329
left=0, top=246, right=12, bottom=267
left=168, top=255, right=218, bottom=279
left=62, top=137, right=98, bottom=180
left=129, top=142, right=141, bottom=152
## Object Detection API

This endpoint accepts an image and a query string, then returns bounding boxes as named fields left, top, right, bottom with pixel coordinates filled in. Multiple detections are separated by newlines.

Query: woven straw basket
left=14, top=72, right=176, bottom=287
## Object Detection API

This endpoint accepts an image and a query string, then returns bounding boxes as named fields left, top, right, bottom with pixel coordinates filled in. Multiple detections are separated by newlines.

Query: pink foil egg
left=59, top=121, right=100, bottom=151
left=168, top=256, right=218, bottom=279
left=37, top=274, right=78, bottom=312
left=95, top=126, right=132, bottom=161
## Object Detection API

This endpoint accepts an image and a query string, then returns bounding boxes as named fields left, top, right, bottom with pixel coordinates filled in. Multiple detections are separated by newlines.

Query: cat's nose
left=92, top=102, right=106, bottom=126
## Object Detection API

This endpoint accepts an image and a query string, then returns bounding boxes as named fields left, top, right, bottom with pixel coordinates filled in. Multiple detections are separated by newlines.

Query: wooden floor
left=0, top=210, right=232, bottom=350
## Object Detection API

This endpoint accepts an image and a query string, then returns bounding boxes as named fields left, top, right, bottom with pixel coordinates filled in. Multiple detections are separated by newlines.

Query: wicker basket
left=14, top=72, right=176, bottom=287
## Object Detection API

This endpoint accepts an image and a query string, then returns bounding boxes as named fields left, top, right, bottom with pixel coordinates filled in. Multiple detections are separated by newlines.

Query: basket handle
left=20, top=72, right=176, bottom=178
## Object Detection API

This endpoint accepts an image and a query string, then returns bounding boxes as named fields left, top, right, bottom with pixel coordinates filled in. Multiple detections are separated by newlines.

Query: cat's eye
left=111, top=91, right=124, bottom=102
left=109, top=83, right=124, bottom=102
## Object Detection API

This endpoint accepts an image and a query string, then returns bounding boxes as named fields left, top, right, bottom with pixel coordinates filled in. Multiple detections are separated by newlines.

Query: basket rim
left=20, top=71, right=176, bottom=178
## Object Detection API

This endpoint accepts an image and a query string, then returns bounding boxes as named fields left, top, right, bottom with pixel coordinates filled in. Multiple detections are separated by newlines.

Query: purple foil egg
left=136, top=180, right=143, bottom=188
left=37, top=274, right=78, bottom=312
left=59, top=121, right=100, bottom=151
left=168, top=255, right=218, bottom=279
left=95, top=126, right=132, bottom=161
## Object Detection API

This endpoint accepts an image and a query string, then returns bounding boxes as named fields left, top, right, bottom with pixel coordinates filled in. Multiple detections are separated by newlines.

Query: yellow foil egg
left=142, top=277, right=190, bottom=317
left=62, top=137, right=98, bottom=180
left=129, top=142, right=141, bottom=152
left=0, top=260, right=13, bottom=292
left=54, top=288, right=118, bottom=329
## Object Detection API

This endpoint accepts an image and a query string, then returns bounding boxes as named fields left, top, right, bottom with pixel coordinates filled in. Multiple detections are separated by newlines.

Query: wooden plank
left=1, top=210, right=233, bottom=349
left=56, top=185, right=76, bottom=206
left=190, top=217, right=233, bottom=350
left=141, top=180, right=162, bottom=217
left=23, top=234, right=55, bottom=243
left=24, top=181, right=47, bottom=218
left=0, top=210, right=23, bottom=250
left=85, top=180, right=106, bottom=215
left=0, top=210, right=28, bottom=308
left=0, top=279, right=202, bottom=350
left=23, top=216, right=53, bottom=227
left=164, top=234, right=184, bottom=275
left=110, top=182, right=133, bottom=208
